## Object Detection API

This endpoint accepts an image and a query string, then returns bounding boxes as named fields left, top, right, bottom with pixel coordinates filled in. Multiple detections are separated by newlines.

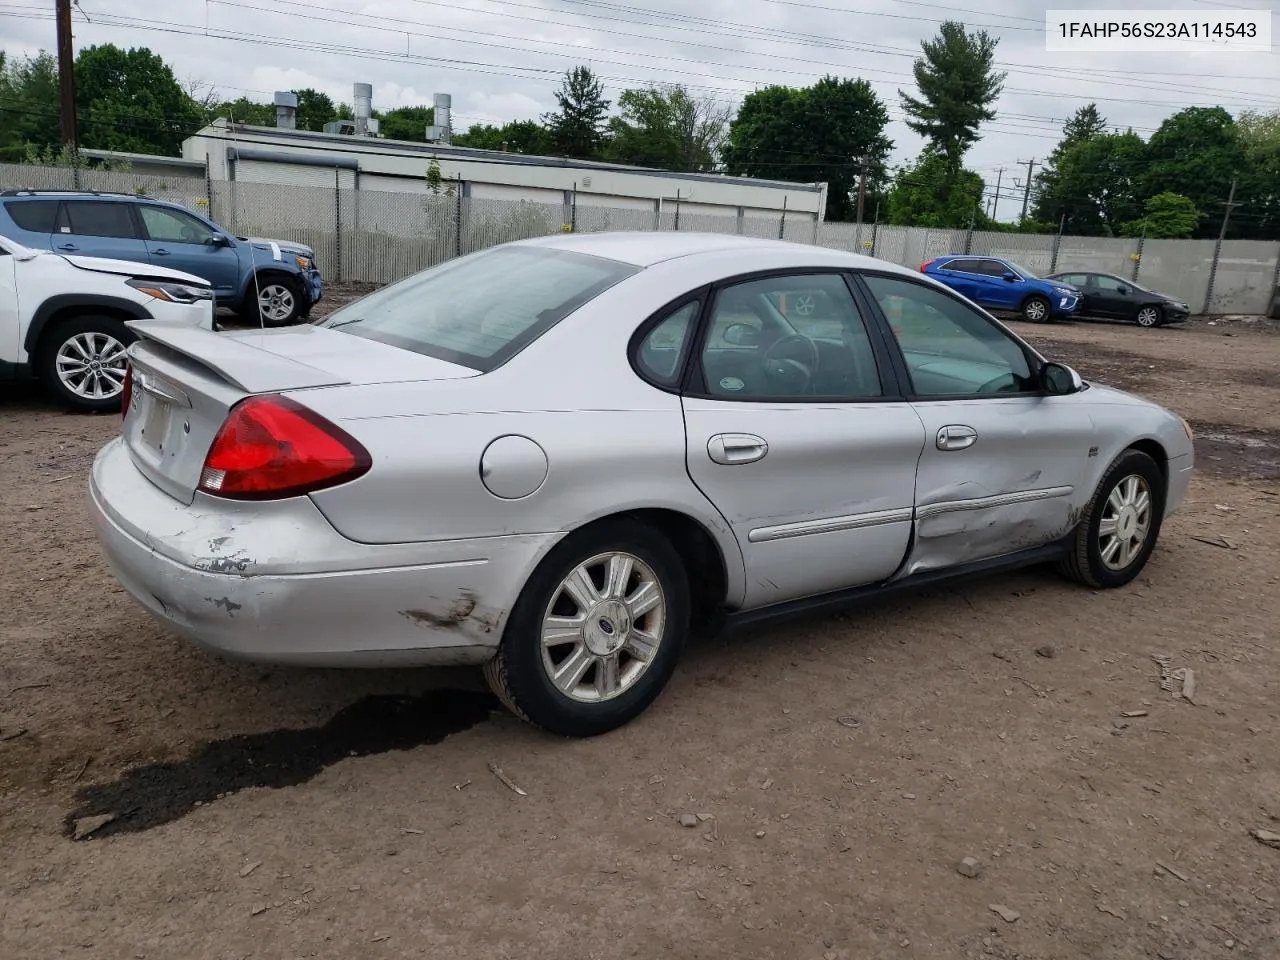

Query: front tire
left=1058, top=449, right=1166, bottom=589
left=1022, top=295, right=1051, bottom=323
left=483, top=519, right=691, bottom=737
left=254, top=276, right=304, bottom=327
left=1135, top=304, right=1163, bottom=328
left=37, top=316, right=135, bottom=413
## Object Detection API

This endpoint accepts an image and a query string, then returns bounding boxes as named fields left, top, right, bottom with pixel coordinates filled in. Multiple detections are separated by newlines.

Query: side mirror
left=723, top=323, right=760, bottom=347
left=1002, top=272, right=1019, bottom=282
left=1116, top=285, right=1130, bottom=295
left=210, top=234, right=231, bottom=246
left=1041, top=361, right=1083, bottom=395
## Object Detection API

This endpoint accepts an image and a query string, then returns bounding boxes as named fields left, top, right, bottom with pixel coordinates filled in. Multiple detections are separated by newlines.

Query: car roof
left=511, top=230, right=908, bottom=270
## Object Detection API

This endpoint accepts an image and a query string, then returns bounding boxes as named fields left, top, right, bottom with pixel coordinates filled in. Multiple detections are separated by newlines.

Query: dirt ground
left=2, top=294, right=1278, bottom=960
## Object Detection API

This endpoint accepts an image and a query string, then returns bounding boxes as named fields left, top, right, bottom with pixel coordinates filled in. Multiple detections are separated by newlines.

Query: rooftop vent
left=273, top=91, right=297, bottom=129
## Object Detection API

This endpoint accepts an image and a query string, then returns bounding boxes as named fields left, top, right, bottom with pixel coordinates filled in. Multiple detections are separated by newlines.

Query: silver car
left=89, top=233, right=1195, bottom=736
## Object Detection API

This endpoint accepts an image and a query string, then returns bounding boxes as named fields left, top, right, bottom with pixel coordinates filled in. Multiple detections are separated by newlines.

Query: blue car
left=0, top=190, right=323, bottom=326
left=920, top=255, right=1080, bottom=323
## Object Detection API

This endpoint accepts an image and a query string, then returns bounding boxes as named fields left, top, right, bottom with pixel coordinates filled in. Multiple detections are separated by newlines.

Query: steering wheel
left=762, top=333, right=820, bottom=395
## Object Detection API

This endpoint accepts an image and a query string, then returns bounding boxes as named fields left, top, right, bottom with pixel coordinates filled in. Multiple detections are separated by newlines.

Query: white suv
left=1, top=234, right=215, bottom=412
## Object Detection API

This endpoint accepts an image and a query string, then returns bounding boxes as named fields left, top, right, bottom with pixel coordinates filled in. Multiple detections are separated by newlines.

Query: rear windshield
left=319, top=245, right=640, bottom=372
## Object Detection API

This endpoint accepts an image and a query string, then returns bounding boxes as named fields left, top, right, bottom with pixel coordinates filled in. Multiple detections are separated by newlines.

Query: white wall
left=185, top=123, right=825, bottom=216
left=469, top=182, right=565, bottom=204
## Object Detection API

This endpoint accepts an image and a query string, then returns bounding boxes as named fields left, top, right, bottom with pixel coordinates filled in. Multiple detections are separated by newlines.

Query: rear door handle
left=936, top=425, right=977, bottom=451
left=708, top=433, right=768, bottom=465
left=57, top=243, right=79, bottom=251
left=153, top=248, right=170, bottom=256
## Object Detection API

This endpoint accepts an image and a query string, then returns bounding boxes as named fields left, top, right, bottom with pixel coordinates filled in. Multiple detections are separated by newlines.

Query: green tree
left=543, top=66, right=610, bottom=159
left=723, top=76, right=893, bottom=221
left=0, top=50, right=61, bottom=161
left=885, top=148, right=988, bottom=228
left=1237, top=109, right=1280, bottom=240
left=1032, top=103, right=1109, bottom=228
left=377, top=105, right=433, bottom=141
left=899, top=21, right=1007, bottom=174
left=208, top=96, right=275, bottom=126
left=1120, top=192, right=1201, bottom=238
left=1050, top=130, right=1147, bottom=235
left=452, top=119, right=552, bottom=154
left=1140, top=107, right=1245, bottom=237
left=293, top=87, right=338, bottom=132
left=605, top=85, right=729, bottom=172
left=75, top=44, right=205, bottom=155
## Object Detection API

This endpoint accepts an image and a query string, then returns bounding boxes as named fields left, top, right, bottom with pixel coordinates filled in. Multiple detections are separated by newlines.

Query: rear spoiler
left=126, top=320, right=351, bottom=394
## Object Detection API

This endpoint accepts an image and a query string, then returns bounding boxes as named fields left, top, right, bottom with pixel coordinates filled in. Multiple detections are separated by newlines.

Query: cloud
left=2, top=0, right=1275, bottom=215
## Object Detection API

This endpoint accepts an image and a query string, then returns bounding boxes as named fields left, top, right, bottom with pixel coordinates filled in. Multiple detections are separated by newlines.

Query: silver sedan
left=89, top=233, right=1195, bottom=736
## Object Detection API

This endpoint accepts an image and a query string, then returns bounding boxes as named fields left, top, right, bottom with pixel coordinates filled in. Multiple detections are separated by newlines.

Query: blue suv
left=921, top=255, right=1080, bottom=323
left=0, top=190, right=323, bottom=326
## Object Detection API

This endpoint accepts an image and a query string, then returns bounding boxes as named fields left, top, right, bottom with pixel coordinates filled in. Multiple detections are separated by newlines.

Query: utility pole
left=1017, top=158, right=1036, bottom=223
left=990, top=167, right=1004, bottom=222
left=855, top=157, right=869, bottom=228
left=1203, top=177, right=1241, bottom=314
left=1216, top=177, right=1240, bottom=243
left=56, top=0, right=78, bottom=152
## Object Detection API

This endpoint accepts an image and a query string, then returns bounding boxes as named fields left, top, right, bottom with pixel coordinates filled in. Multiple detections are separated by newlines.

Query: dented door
left=903, top=396, right=1096, bottom=575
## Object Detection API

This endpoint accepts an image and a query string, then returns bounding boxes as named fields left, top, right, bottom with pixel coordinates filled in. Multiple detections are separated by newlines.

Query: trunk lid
left=122, top=321, right=479, bottom=504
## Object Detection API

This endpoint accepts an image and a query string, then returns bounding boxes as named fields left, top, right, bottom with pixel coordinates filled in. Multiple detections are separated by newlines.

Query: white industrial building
left=164, top=85, right=828, bottom=225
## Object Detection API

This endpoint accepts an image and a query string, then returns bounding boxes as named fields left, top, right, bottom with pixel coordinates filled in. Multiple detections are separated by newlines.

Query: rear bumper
left=88, top=437, right=558, bottom=667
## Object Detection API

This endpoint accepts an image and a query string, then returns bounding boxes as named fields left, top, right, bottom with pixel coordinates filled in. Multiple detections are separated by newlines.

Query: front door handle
left=936, top=424, right=977, bottom=451
left=153, top=248, right=170, bottom=256
left=708, top=433, right=768, bottom=465
left=57, top=243, right=79, bottom=251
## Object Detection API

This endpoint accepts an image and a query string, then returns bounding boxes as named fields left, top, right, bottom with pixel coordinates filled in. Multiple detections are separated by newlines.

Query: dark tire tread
left=1057, top=448, right=1165, bottom=589
left=482, top=519, right=690, bottom=737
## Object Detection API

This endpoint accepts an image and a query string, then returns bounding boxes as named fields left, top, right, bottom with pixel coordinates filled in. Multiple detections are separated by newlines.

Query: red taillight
left=198, top=395, right=371, bottom=500
left=919, top=259, right=934, bottom=272
left=121, top=364, right=133, bottom=420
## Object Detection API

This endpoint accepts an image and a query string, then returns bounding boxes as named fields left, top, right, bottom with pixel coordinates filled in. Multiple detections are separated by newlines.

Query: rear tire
left=483, top=519, right=691, bottom=737
left=1057, top=449, right=1165, bottom=589
left=37, top=315, right=136, bottom=413
left=1022, top=295, right=1051, bottom=323
left=1135, top=304, right=1163, bottom=328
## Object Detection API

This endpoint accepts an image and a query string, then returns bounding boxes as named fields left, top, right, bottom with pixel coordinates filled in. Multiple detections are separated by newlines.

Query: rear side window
left=62, top=201, right=138, bottom=239
left=319, top=246, right=639, bottom=372
left=940, top=259, right=979, bottom=273
left=5, top=199, right=59, bottom=232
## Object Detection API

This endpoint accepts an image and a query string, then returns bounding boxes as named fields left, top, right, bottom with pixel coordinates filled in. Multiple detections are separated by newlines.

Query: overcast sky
left=2, top=0, right=1276, bottom=215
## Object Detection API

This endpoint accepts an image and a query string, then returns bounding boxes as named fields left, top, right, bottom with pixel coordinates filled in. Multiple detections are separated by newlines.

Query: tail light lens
left=198, top=395, right=371, bottom=500
left=121, top=363, right=133, bottom=420
left=919, top=259, right=934, bottom=272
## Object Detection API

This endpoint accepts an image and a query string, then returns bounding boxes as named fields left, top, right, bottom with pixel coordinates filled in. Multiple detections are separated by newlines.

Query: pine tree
left=543, top=66, right=611, bottom=160
left=899, top=22, right=1006, bottom=174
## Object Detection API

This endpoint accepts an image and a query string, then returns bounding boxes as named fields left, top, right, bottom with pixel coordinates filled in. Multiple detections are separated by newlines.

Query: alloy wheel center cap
left=1117, top=506, right=1137, bottom=538
left=585, top=600, right=630, bottom=655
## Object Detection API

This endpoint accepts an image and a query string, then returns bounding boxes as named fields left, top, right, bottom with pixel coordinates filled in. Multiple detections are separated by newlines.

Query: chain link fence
left=2, top=162, right=1277, bottom=314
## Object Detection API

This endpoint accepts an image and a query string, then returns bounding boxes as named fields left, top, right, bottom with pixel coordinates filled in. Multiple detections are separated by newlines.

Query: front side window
left=318, top=246, right=639, bottom=372
left=62, top=201, right=138, bottom=239
left=699, top=273, right=883, bottom=400
left=863, top=274, right=1036, bottom=397
left=1092, top=275, right=1128, bottom=292
left=973, top=260, right=1013, bottom=277
left=139, top=205, right=217, bottom=244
